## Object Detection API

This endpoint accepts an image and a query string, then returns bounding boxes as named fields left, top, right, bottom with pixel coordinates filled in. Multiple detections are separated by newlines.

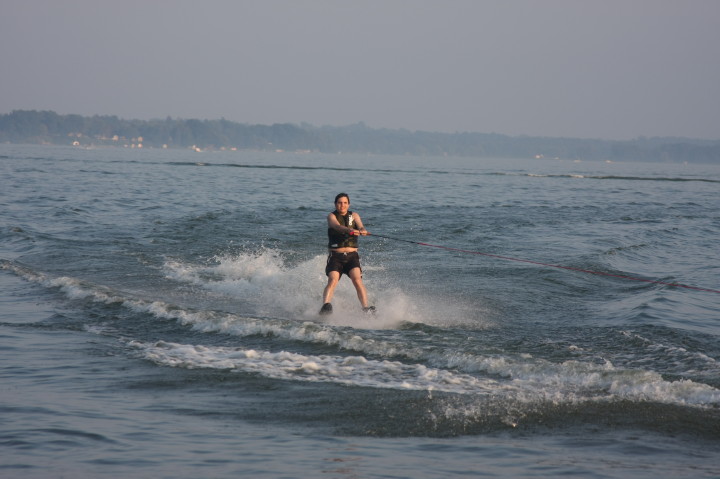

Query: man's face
left=335, top=196, right=350, bottom=214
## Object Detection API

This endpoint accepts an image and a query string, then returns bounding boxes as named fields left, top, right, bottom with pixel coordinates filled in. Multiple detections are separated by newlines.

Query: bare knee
left=325, top=272, right=341, bottom=289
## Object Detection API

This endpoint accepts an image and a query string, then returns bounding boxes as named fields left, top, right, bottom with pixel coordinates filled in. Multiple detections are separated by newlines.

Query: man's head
left=334, top=193, right=350, bottom=214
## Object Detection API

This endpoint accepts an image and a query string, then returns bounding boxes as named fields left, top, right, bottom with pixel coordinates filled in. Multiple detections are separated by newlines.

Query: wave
left=129, top=340, right=503, bottom=395
left=7, top=148, right=719, bottom=184
left=169, top=161, right=419, bottom=174
left=129, top=337, right=720, bottom=407
left=619, top=330, right=720, bottom=379
left=489, top=172, right=720, bottom=183
left=3, top=258, right=719, bottom=410
left=147, top=162, right=720, bottom=183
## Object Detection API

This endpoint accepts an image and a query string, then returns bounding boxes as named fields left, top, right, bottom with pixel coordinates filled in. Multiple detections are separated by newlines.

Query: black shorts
left=325, top=251, right=362, bottom=277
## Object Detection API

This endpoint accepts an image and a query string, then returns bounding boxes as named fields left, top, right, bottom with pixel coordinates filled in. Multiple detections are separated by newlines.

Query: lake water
left=1, top=144, right=719, bottom=478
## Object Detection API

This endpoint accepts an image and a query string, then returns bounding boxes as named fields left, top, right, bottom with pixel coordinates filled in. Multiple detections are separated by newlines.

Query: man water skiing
left=320, top=193, right=375, bottom=315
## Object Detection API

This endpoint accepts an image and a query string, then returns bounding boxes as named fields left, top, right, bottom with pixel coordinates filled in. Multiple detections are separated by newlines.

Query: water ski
left=319, top=303, right=376, bottom=315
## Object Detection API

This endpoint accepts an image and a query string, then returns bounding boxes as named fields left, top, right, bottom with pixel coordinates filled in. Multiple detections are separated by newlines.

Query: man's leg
left=323, top=271, right=341, bottom=304
left=347, top=267, right=368, bottom=308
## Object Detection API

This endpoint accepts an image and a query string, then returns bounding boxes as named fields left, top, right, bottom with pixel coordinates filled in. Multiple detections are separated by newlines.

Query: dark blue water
left=2, top=144, right=719, bottom=478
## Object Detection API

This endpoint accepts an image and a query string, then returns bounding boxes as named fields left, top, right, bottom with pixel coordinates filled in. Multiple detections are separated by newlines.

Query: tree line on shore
left=1, top=109, right=718, bottom=163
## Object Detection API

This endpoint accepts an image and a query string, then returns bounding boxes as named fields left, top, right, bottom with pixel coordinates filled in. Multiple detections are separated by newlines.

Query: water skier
left=320, top=193, right=375, bottom=315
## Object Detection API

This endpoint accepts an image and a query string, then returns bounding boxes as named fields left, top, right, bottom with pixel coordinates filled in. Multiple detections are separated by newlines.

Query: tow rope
left=366, top=233, right=720, bottom=295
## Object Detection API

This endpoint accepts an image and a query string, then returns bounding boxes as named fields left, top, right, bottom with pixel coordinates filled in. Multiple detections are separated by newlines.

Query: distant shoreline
left=2, top=110, right=719, bottom=164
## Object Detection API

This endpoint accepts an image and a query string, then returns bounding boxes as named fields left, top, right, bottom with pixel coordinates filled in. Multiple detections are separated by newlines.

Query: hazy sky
left=2, top=0, right=719, bottom=140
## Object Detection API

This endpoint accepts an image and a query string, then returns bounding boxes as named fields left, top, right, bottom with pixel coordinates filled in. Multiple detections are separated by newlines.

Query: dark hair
left=334, top=193, right=350, bottom=204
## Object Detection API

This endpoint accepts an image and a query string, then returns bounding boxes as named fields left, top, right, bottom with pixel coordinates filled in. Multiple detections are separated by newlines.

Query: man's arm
left=352, top=213, right=368, bottom=236
left=327, top=213, right=353, bottom=234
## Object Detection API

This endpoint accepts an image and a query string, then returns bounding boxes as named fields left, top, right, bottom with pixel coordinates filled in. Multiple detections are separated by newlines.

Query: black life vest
left=328, top=210, right=358, bottom=249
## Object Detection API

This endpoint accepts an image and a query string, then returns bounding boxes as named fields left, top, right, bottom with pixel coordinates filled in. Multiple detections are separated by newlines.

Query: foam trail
left=162, top=249, right=492, bottom=329
left=5, top=259, right=719, bottom=408
left=130, top=340, right=720, bottom=407
left=130, top=340, right=505, bottom=395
